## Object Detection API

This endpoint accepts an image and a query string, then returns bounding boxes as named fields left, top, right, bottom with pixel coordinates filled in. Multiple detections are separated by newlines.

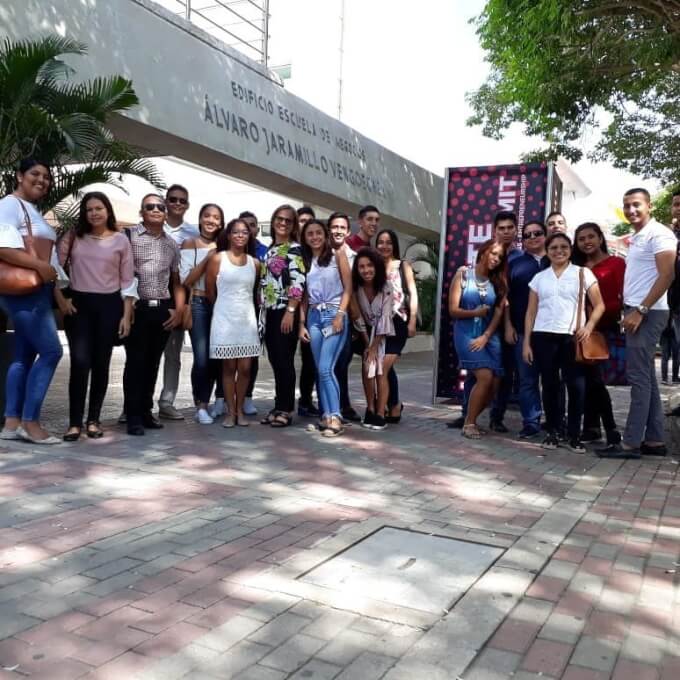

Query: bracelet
left=337, top=309, right=347, bottom=316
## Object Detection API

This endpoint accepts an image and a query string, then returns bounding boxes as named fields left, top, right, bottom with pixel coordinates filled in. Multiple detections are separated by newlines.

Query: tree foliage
left=467, top=1, right=680, bottom=182
left=0, top=36, right=164, bottom=217
left=404, top=237, right=439, bottom=332
left=652, top=184, right=680, bottom=226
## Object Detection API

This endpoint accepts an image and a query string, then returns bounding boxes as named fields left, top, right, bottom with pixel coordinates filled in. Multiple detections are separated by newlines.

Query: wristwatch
left=636, top=304, right=649, bottom=316
left=286, top=306, right=296, bottom=313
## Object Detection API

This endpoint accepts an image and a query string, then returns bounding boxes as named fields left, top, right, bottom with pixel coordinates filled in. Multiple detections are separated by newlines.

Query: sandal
left=86, top=422, right=104, bottom=439
left=236, top=413, right=250, bottom=427
left=63, top=427, right=82, bottom=442
left=322, top=417, right=344, bottom=438
left=260, top=409, right=276, bottom=425
left=462, top=424, right=483, bottom=440
left=270, top=412, right=292, bottom=428
left=222, top=415, right=236, bottom=428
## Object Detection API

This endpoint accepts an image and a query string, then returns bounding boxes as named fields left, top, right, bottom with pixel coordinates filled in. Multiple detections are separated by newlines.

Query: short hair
left=493, top=210, right=517, bottom=228
left=140, top=193, right=164, bottom=208
left=545, top=232, right=572, bottom=251
left=672, top=190, right=680, bottom=199
left=270, top=204, right=299, bottom=242
left=523, top=220, right=547, bottom=237
left=76, top=191, right=117, bottom=237
left=216, top=218, right=256, bottom=256
left=375, top=228, right=401, bottom=260
left=166, top=184, right=189, bottom=197
left=358, top=205, right=380, bottom=219
left=624, top=187, right=651, bottom=201
left=300, top=219, right=333, bottom=269
left=297, top=205, right=315, bottom=219
left=327, top=211, right=351, bottom=231
left=572, top=222, right=608, bottom=266
left=239, top=210, right=258, bottom=221
left=546, top=211, right=565, bottom=222
left=352, top=246, right=387, bottom=292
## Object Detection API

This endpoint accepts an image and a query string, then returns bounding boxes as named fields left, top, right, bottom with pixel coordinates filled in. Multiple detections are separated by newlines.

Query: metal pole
left=185, top=0, right=191, bottom=21
left=337, top=0, right=345, bottom=119
left=262, top=0, right=270, bottom=65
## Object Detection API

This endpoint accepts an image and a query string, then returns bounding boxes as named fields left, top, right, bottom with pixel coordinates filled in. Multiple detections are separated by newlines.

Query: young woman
left=572, top=222, right=625, bottom=446
left=298, top=219, right=352, bottom=437
left=181, top=203, right=224, bottom=425
left=0, top=159, right=64, bottom=444
left=448, top=239, right=507, bottom=439
left=259, top=204, right=306, bottom=427
left=375, top=229, right=418, bottom=423
left=206, top=218, right=260, bottom=427
left=523, top=233, right=605, bottom=452
left=351, top=247, right=394, bottom=430
left=58, top=192, right=136, bottom=440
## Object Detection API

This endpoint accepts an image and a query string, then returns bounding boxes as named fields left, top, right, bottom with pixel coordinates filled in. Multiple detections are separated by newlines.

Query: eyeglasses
left=167, top=196, right=188, bottom=205
left=275, top=215, right=294, bottom=225
left=523, top=230, right=544, bottom=239
left=143, top=203, right=166, bottom=212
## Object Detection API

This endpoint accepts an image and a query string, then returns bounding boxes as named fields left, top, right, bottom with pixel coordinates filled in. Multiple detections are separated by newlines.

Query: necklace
left=473, top=269, right=489, bottom=302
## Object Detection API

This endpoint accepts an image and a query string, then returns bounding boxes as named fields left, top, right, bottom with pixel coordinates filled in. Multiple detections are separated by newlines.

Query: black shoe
left=541, top=433, right=559, bottom=450
left=595, top=443, right=641, bottom=459
left=385, top=403, right=404, bottom=424
left=63, top=428, right=81, bottom=442
left=580, top=429, right=602, bottom=443
left=640, top=443, right=667, bottom=456
left=362, top=409, right=377, bottom=429
left=341, top=407, right=362, bottom=423
left=566, top=438, right=586, bottom=453
left=298, top=403, right=321, bottom=418
left=127, top=425, right=145, bottom=436
left=447, top=416, right=465, bottom=429
left=605, top=429, right=622, bottom=445
left=489, top=420, right=508, bottom=433
left=669, top=405, right=680, bottom=417
left=372, top=415, right=387, bottom=430
left=518, top=425, right=541, bottom=439
left=142, top=414, right=163, bottom=429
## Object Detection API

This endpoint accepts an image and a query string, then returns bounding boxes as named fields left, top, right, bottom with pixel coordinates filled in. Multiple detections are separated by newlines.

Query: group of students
left=449, top=189, right=680, bottom=459
left=0, top=158, right=418, bottom=444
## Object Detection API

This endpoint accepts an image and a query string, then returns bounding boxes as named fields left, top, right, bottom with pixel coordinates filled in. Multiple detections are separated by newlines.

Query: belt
left=139, top=298, right=171, bottom=307
left=310, top=302, right=340, bottom=311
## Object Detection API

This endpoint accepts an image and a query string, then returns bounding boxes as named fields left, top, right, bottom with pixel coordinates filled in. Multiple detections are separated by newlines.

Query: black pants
left=265, top=308, right=299, bottom=413
left=64, top=291, right=122, bottom=427
left=386, top=315, right=409, bottom=408
left=335, top=326, right=353, bottom=411
left=123, top=301, right=172, bottom=426
left=532, top=332, right=585, bottom=439
left=583, top=362, right=617, bottom=434
left=246, top=356, right=258, bottom=398
left=299, top=339, right=317, bottom=407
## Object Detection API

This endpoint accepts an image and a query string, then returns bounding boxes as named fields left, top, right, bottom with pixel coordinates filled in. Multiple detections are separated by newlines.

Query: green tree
left=652, top=185, right=680, bottom=226
left=0, top=35, right=163, bottom=217
left=611, top=222, right=633, bottom=238
left=404, top=237, right=439, bottom=332
left=467, top=1, right=680, bottom=182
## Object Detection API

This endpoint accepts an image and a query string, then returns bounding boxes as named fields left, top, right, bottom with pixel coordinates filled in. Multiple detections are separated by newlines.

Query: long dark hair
left=198, top=203, right=225, bottom=242
left=270, top=204, right=299, bottom=243
left=352, top=247, right=387, bottom=292
left=216, top=218, right=256, bottom=256
left=76, top=191, right=117, bottom=237
left=375, top=228, right=401, bottom=260
left=301, top=219, right=333, bottom=269
left=572, top=222, right=609, bottom=266
left=476, top=239, right=508, bottom=305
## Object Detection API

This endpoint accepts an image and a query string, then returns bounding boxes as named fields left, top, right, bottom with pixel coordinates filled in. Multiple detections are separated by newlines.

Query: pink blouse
left=58, top=231, right=135, bottom=294
left=357, top=285, right=394, bottom=377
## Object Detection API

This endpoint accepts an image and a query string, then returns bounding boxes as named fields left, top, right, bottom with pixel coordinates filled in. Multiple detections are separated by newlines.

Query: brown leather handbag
left=575, top=267, right=609, bottom=363
left=0, top=198, right=43, bottom=296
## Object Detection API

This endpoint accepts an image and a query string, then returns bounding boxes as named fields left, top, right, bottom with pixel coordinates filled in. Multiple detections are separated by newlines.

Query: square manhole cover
left=302, top=527, right=503, bottom=614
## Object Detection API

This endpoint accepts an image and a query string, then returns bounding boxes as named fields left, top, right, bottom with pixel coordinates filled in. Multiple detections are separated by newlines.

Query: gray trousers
left=159, top=327, right=184, bottom=407
left=623, top=308, right=668, bottom=447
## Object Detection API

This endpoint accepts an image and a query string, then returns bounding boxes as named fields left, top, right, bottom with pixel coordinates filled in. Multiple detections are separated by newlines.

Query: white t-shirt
left=623, top=218, right=677, bottom=310
left=529, top=264, right=597, bottom=334
left=164, top=221, right=200, bottom=246
left=0, top=195, right=56, bottom=248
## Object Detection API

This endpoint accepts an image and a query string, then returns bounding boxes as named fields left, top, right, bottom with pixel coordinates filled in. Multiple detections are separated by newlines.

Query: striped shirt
left=128, top=224, right=180, bottom=300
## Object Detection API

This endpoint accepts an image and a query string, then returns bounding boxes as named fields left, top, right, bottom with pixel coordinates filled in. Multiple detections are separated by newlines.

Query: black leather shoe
left=142, top=414, right=164, bottom=429
left=668, top=405, right=680, bottom=417
left=595, top=443, right=640, bottom=459
left=127, top=425, right=145, bottom=436
left=341, top=407, right=362, bottom=423
left=640, top=443, right=667, bottom=456
left=489, top=420, right=509, bottom=433
left=446, top=416, right=465, bottom=429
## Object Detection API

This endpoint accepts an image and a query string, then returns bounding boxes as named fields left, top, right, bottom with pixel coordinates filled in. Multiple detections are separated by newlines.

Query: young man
left=239, top=210, right=265, bottom=416
left=158, top=184, right=199, bottom=420
left=346, top=205, right=380, bottom=252
left=503, top=220, right=548, bottom=437
left=329, top=213, right=361, bottom=422
left=296, top=206, right=320, bottom=417
left=546, top=211, right=568, bottom=235
left=665, top=191, right=680, bottom=411
left=123, top=194, right=185, bottom=436
left=598, top=188, right=676, bottom=458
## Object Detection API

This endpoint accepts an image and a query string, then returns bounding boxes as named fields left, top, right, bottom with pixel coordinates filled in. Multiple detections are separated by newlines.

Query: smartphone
left=321, top=325, right=338, bottom=338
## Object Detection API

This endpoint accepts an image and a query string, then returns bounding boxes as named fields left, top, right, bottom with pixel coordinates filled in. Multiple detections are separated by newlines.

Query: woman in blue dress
left=448, top=239, right=508, bottom=439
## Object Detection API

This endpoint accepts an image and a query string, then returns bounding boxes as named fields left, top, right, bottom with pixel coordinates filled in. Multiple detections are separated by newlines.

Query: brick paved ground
left=0, top=343, right=679, bottom=679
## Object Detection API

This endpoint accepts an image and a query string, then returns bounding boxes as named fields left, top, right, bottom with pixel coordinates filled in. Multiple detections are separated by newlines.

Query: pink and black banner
left=434, top=162, right=554, bottom=400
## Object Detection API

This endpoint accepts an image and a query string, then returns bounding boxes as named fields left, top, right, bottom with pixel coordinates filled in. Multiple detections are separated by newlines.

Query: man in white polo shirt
left=597, top=188, right=676, bottom=459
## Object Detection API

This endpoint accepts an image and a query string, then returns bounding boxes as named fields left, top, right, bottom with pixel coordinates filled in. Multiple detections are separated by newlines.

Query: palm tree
left=404, top=237, right=439, bottom=332
left=0, top=35, right=164, bottom=218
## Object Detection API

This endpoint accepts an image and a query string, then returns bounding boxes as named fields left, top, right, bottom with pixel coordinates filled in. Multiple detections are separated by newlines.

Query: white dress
left=210, top=253, right=261, bottom=359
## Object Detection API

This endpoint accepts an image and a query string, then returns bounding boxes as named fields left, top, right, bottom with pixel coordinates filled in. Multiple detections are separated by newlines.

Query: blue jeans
left=512, top=334, right=542, bottom=429
left=1, top=285, right=63, bottom=421
left=308, top=307, right=348, bottom=418
left=188, top=297, right=222, bottom=404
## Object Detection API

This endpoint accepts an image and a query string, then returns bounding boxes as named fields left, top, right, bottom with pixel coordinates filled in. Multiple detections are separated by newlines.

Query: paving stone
left=540, top=611, right=586, bottom=644
left=302, top=609, right=358, bottom=640
left=571, top=636, right=621, bottom=673
left=247, top=612, right=309, bottom=647
left=620, top=631, right=666, bottom=664
left=194, top=614, right=264, bottom=653
left=258, top=633, right=325, bottom=673
left=84, top=556, right=143, bottom=580
left=315, top=629, right=377, bottom=666
left=459, top=648, right=521, bottom=680
left=205, top=640, right=273, bottom=678
left=288, top=659, right=342, bottom=679
left=334, top=652, right=395, bottom=679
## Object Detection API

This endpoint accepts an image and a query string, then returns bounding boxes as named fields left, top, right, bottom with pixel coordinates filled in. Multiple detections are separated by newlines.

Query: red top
left=345, top=232, right=370, bottom=252
left=591, top=255, right=625, bottom=330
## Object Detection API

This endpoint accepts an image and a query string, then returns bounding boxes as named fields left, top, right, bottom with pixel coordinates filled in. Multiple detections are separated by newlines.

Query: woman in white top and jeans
left=523, top=233, right=605, bottom=452
left=298, top=219, right=352, bottom=437
left=181, top=203, right=224, bottom=424
left=0, top=159, right=64, bottom=444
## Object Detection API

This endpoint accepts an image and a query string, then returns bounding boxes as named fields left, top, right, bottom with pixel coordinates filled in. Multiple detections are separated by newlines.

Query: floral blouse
left=260, top=241, right=306, bottom=310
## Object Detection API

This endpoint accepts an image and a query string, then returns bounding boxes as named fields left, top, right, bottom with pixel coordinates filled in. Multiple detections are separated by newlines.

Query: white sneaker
left=195, top=408, right=214, bottom=425
left=243, top=397, right=257, bottom=416
left=209, top=398, right=226, bottom=418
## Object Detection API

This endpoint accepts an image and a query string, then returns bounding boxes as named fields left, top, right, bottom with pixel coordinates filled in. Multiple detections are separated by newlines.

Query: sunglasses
left=167, top=196, right=188, bottom=205
left=523, top=230, right=544, bottom=239
left=275, top=215, right=294, bottom=225
left=143, top=203, right=166, bottom=212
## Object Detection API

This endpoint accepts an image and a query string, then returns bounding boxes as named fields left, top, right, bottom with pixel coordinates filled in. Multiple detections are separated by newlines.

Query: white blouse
left=529, top=264, right=597, bottom=335
left=0, top=195, right=55, bottom=246
left=180, top=247, right=213, bottom=292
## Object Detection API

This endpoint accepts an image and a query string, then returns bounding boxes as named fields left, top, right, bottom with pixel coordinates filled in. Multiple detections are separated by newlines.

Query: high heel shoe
left=86, top=422, right=104, bottom=439
left=63, top=427, right=82, bottom=442
left=385, top=403, right=404, bottom=424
